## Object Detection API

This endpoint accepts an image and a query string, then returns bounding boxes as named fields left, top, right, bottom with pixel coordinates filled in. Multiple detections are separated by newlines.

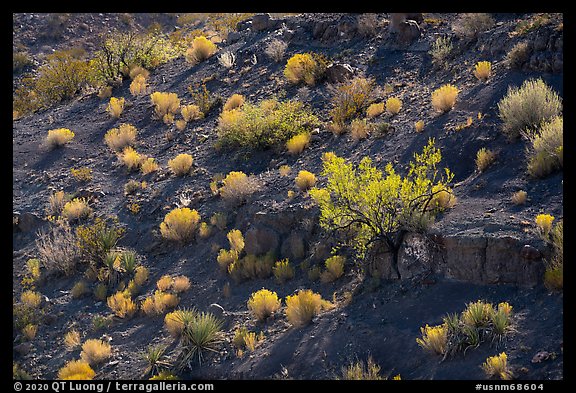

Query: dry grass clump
left=350, top=119, right=370, bottom=141
left=329, top=77, right=377, bottom=127
left=36, top=222, right=80, bottom=275
left=47, top=190, right=69, bottom=217
left=431, top=84, right=458, bottom=113
left=141, top=158, right=159, bottom=175
left=415, top=120, right=425, bottom=133
left=107, top=291, right=137, bottom=318
left=295, top=170, right=316, bottom=191
left=150, top=92, right=181, bottom=120
left=181, top=104, right=204, bottom=122
left=279, top=165, right=291, bottom=177
left=285, top=289, right=332, bottom=327
left=525, top=116, right=563, bottom=178
left=505, top=42, right=530, bottom=69
left=106, top=97, right=125, bottom=119
left=156, top=275, right=174, bottom=292
left=286, top=132, right=311, bottom=154
left=168, top=153, right=193, bottom=176
left=386, top=97, right=402, bottom=115
left=497, top=78, right=562, bottom=139
left=320, top=255, right=345, bottom=283
left=130, top=75, right=148, bottom=96
left=70, top=167, right=92, bottom=183
left=61, top=198, right=92, bottom=222
left=22, top=324, right=38, bottom=341
left=219, top=171, right=260, bottom=205
left=341, top=357, right=383, bottom=380
left=80, top=339, right=112, bottom=365
left=119, top=146, right=143, bottom=171
left=273, top=259, right=295, bottom=283
left=227, top=229, right=245, bottom=252
left=46, top=128, right=74, bottom=149
left=57, top=360, right=95, bottom=380
left=173, top=276, right=191, bottom=293
left=475, top=148, right=496, bottom=172
left=164, top=308, right=196, bottom=337
left=104, top=123, right=137, bottom=152
left=160, top=207, right=201, bottom=243
left=452, top=13, right=495, bottom=39
left=511, top=190, right=527, bottom=205
left=71, top=281, right=89, bottom=298
left=64, top=330, right=81, bottom=350
left=482, top=352, right=512, bottom=380
left=247, top=289, right=281, bottom=322
left=474, top=61, right=492, bottom=81
left=142, top=291, right=180, bottom=316
left=186, top=36, right=217, bottom=64
left=265, top=39, right=288, bottom=62
left=223, top=94, right=245, bottom=112
left=366, top=102, right=384, bottom=119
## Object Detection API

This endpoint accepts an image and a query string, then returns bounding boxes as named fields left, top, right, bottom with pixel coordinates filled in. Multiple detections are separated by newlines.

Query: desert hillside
left=12, top=12, right=563, bottom=382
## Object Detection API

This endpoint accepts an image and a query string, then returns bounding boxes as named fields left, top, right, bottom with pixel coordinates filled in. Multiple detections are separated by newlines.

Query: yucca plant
left=141, top=344, right=170, bottom=378
left=176, top=312, right=223, bottom=369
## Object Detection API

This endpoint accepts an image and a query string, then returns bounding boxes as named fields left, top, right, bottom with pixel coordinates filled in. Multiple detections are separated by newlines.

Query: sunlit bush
left=295, top=170, right=316, bottom=191
left=160, top=207, right=201, bottom=243
left=106, top=97, right=125, bottom=118
left=285, top=289, right=332, bottom=327
left=431, top=84, right=458, bottom=113
left=104, top=123, right=137, bottom=152
left=46, top=128, right=75, bottom=149
left=247, top=289, right=281, bottom=322
left=168, top=153, right=193, bottom=176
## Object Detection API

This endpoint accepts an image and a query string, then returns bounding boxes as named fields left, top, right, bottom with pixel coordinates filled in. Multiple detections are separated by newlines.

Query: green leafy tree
left=310, top=138, right=454, bottom=278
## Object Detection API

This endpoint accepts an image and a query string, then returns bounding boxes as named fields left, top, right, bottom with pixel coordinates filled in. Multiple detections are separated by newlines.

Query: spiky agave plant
left=176, top=312, right=223, bottom=370
left=140, top=344, right=170, bottom=378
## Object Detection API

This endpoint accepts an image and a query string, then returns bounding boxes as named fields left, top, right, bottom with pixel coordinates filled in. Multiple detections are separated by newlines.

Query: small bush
left=223, top=94, right=245, bottom=112
left=232, top=326, right=258, bottom=352
left=321, top=255, right=345, bottom=283
left=545, top=261, right=563, bottom=291
left=186, top=36, right=218, bottom=64
left=366, top=102, right=385, bottom=119
left=64, top=330, right=81, bottom=350
left=217, top=249, right=239, bottom=271
left=416, top=324, right=447, bottom=355
left=70, top=167, right=92, bottom=183
left=350, top=119, right=370, bottom=141
left=107, top=291, right=137, bottom=318
left=47, top=190, right=70, bottom=217
left=526, top=116, right=563, bottom=178
left=505, top=42, right=530, bottom=69
left=168, top=153, right=193, bottom=176
left=120, top=146, right=143, bottom=171
left=173, top=276, right=191, bottom=293
left=150, top=92, right=180, bottom=119
left=141, top=158, right=159, bottom=175
left=474, top=61, right=492, bottom=81
left=105, top=123, right=137, bottom=152
left=511, top=190, right=527, bottom=205
left=535, top=214, right=555, bottom=240
left=265, top=39, right=288, bottom=62
left=130, top=74, right=149, bottom=96
left=295, top=170, right=316, bottom=191
left=357, top=14, right=379, bottom=37
left=475, top=148, right=496, bottom=172
left=216, top=98, right=319, bottom=150
left=58, top=360, right=95, bottom=380
left=247, top=289, right=281, bottom=322
left=156, top=275, right=174, bottom=292
left=452, top=13, right=494, bottom=39
left=71, top=281, right=89, bottom=298
left=286, top=132, right=311, bottom=154
left=181, top=104, right=204, bottom=122
left=188, top=83, right=219, bottom=116
left=227, top=229, right=245, bottom=252
left=482, top=352, right=512, bottom=380
left=431, top=84, right=458, bottom=113
left=429, top=36, right=453, bottom=66
left=227, top=253, right=275, bottom=282
left=273, top=259, right=295, bottom=283
left=461, top=300, right=494, bottom=328
left=106, top=97, right=125, bottom=118
left=76, top=217, right=125, bottom=264
left=429, top=185, right=457, bottom=211
left=285, top=289, right=332, bottom=327
left=142, top=291, right=179, bottom=315
left=22, top=324, right=38, bottom=341
left=497, top=79, right=562, bottom=139
left=198, top=222, right=213, bottom=239
left=80, top=339, right=112, bottom=365
left=36, top=222, right=80, bottom=275
left=220, top=171, right=260, bottom=205
left=129, top=65, right=149, bottom=80
left=160, top=207, right=201, bottom=243
left=284, top=53, right=327, bottom=86
left=279, top=165, right=291, bottom=177
left=210, top=212, right=227, bottom=230
left=329, top=77, right=377, bottom=126
left=61, top=198, right=92, bottom=222
left=415, top=120, right=425, bottom=133
left=46, top=128, right=75, bottom=149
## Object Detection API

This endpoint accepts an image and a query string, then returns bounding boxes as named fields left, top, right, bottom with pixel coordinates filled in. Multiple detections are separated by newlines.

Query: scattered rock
left=251, top=14, right=277, bottom=32
left=532, top=351, right=553, bottom=363
left=14, top=342, right=33, bottom=356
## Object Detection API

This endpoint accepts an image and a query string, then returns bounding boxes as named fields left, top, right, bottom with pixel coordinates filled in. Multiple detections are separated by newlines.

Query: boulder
left=251, top=13, right=277, bottom=32
left=337, top=15, right=358, bottom=38
left=244, top=226, right=280, bottom=256
left=533, top=30, right=550, bottom=51
left=16, top=212, right=45, bottom=233
left=280, top=232, right=306, bottom=261
left=396, top=20, right=421, bottom=45
left=325, top=63, right=354, bottom=84
left=398, top=233, right=433, bottom=279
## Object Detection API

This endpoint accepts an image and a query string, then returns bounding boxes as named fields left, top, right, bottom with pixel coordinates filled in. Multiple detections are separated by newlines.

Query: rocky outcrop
left=373, top=233, right=548, bottom=286
left=325, top=63, right=354, bottom=84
